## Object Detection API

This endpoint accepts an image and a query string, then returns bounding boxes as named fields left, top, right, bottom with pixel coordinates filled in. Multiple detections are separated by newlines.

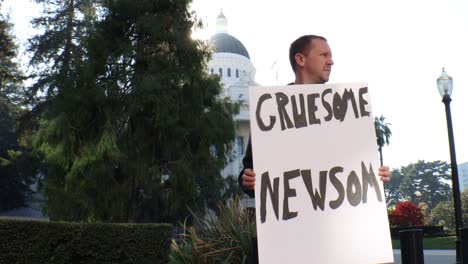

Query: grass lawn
left=392, top=236, right=456, bottom=250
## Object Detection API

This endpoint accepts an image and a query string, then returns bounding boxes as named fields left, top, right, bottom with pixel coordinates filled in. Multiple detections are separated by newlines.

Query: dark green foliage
left=390, top=225, right=444, bottom=238
left=432, top=199, right=456, bottom=230
left=385, top=160, right=452, bottom=222
left=399, top=160, right=452, bottom=209
left=384, top=168, right=404, bottom=207
left=26, top=0, right=96, bottom=104
left=432, top=189, right=468, bottom=230
left=222, top=175, right=244, bottom=201
left=0, top=99, right=39, bottom=211
left=0, top=103, right=24, bottom=208
left=0, top=219, right=172, bottom=264
left=0, top=5, right=38, bottom=211
left=27, top=0, right=238, bottom=223
left=463, top=189, right=468, bottom=224
left=0, top=11, right=24, bottom=103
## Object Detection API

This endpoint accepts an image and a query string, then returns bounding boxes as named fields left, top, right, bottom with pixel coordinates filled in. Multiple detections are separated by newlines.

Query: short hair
left=289, top=35, right=327, bottom=72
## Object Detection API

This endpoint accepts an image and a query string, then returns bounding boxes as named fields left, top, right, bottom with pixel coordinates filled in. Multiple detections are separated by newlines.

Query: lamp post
left=437, top=68, right=463, bottom=263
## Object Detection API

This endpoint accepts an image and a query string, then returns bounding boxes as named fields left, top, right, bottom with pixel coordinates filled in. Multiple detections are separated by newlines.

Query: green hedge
left=390, top=225, right=445, bottom=238
left=0, top=219, right=172, bottom=264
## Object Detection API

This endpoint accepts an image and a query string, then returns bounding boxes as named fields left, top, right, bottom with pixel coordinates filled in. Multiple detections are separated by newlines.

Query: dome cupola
left=216, top=10, right=228, bottom=33
left=207, top=10, right=256, bottom=87
left=210, top=10, right=250, bottom=60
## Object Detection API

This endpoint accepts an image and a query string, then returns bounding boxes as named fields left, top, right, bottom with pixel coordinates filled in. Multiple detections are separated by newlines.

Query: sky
left=2, top=0, right=468, bottom=169
left=193, top=0, right=468, bottom=169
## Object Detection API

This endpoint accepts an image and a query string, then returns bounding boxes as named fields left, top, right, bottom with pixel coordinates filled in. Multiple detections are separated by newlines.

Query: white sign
left=250, top=83, right=394, bottom=264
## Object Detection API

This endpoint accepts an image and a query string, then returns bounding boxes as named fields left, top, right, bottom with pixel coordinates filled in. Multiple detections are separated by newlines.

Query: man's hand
left=379, top=166, right=391, bottom=182
left=242, top=168, right=256, bottom=190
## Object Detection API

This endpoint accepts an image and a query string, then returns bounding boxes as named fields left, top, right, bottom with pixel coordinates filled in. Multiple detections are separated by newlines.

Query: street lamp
left=437, top=68, right=463, bottom=263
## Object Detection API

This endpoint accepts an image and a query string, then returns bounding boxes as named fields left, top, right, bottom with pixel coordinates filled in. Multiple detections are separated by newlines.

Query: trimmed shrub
left=0, top=219, right=172, bottom=264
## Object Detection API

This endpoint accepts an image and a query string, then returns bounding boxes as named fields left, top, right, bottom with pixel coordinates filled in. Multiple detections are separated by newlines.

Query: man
left=238, top=35, right=391, bottom=197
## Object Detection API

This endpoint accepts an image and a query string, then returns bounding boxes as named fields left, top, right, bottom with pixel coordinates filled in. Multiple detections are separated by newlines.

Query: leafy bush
left=431, top=200, right=455, bottom=230
left=170, top=196, right=257, bottom=264
left=388, top=201, right=424, bottom=227
left=0, top=219, right=172, bottom=264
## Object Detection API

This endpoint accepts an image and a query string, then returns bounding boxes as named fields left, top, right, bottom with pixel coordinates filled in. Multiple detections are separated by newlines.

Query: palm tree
left=374, top=115, right=392, bottom=166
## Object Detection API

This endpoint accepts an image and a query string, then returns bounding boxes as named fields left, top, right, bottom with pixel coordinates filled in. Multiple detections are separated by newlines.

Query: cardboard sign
left=250, top=83, right=394, bottom=264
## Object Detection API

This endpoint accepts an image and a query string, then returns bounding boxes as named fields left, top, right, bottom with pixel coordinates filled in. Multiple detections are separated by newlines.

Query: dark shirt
left=238, top=136, right=254, bottom=197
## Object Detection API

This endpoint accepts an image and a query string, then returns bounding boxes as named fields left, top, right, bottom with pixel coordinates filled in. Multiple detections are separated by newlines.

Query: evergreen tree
left=384, top=168, right=404, bottom=207
left=24, top=0, right=99, bottom=220
left=0, top=11, right=23, bottom=102
left=26, top=0, right=96, bottom=105
left=28, top=0, right=237, bottom=223
left=399, top=160, right=452, bottom=209
left=0, top=6, right=36, bottom=211
left=0, top=98, right=34, bottom=211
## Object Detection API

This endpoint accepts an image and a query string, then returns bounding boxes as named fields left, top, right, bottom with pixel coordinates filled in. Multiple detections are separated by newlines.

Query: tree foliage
left=0, top=11, right=25, bottom=103
left=0, top=5, right=37, bottom=211
left=431, top=199, right=456, bottom=230
left=399, top=160, right=452, bottom=209
left=374, top=115, right=391, bottom=166
left=384, top=160, right=452, bottom=212
left=26, top=0, right=238, bottom=223
left=384, top=168, right=404, bottom=207
left=0, top=99, right=37, bottom=211
left=26, top=0, right=96, bottom=105
left=432, top=189, right=468, bottom=230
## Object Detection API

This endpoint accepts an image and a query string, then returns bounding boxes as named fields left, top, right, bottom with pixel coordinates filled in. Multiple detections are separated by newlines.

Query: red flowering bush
left=388, top=201, right=424, bottom=227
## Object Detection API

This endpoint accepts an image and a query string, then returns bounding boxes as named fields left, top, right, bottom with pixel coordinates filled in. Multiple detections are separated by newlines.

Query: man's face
left=296, top=39, right=334, bottom=84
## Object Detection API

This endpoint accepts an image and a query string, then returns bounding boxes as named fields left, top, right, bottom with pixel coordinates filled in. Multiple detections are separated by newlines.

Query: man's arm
left=238, top=136, right=255, bottom=198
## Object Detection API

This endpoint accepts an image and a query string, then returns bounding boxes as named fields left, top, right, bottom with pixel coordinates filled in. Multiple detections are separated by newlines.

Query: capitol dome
left=210, top=33, right=250, bottom=59
left=207, top=10, right=256, bottom=87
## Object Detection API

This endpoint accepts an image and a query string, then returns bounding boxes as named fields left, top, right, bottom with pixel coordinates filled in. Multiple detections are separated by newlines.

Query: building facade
left=459, top=162, right=468, bottom=191
left=207, top=11, right=258, bottom=181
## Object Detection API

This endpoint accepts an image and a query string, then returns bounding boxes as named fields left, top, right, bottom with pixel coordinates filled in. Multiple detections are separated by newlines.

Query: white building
left=207, top=11, right=258, bottom=181
left=458, top=162, right=468, bottom=191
